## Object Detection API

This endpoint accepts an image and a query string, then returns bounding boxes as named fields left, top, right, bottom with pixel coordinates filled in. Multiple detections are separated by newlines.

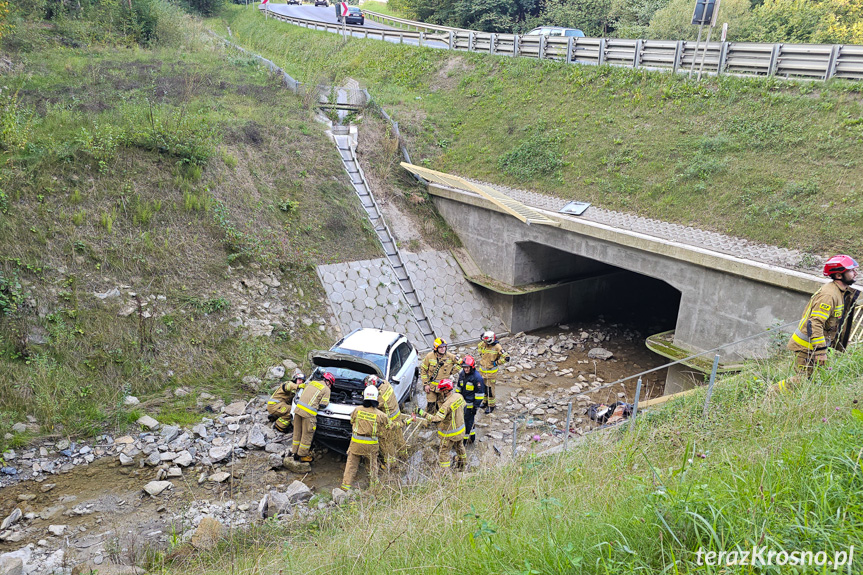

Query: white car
left=297, top=328, right=419, bottom=450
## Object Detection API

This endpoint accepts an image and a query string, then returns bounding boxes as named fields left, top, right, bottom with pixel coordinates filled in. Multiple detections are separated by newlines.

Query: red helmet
left=461, top=355, right=476, bottom=369
left=437, top=379, right=454, bottom=392
left=823, top=255, right=859, bottom=277
left=322, top=372, right=336, bottom=386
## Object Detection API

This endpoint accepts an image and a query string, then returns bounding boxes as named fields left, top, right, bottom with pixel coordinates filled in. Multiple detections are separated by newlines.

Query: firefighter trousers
left=341, top=443, right=378, bottom=490
left=480, top=372, right=497, bottom=407
left=464, top=406, right=476, bottom=440
left=438, top=437, right=466, bottom=469
left=379, top=425, right=407, bottom=469
left=291, top=414, right=316, bottom=457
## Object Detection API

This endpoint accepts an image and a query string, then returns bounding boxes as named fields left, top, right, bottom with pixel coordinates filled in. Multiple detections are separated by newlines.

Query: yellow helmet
left=433, top=338, right=448, bottom=351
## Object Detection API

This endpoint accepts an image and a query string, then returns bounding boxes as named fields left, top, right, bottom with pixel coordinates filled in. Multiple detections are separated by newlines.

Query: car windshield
left=330, top=346, right=387, bottom=373
left=348, top=7, right=361, bottom=13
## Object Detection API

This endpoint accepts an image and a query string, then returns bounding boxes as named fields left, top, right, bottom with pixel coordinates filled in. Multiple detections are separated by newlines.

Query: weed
left=278, top=199, right=299, bottom=213
left=498, top=132, right=563, bottom=180
left=100, top=208, right=117, bottom=233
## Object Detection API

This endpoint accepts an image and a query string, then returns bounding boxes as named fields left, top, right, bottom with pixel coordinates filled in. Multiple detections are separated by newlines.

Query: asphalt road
left=260, top=3, right=449, bottom=48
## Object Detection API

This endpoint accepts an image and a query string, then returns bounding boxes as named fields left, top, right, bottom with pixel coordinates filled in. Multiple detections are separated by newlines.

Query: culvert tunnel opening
left=502, top=242, right=682, bottom=398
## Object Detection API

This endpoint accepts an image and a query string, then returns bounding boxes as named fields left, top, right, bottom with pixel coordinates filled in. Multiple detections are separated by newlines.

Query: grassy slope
left=0, top=9, right=380, bottom=444
left=173, top=347, right=863, bottom=574
left=216, top=7, right=863, bottom=258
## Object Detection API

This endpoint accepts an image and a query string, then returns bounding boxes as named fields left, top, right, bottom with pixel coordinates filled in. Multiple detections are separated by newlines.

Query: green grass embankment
left=0, top=5, right=380, bottom=443
left=215, top=6, right=863, bottom=258
left=173, top=347, right=863, bottom=574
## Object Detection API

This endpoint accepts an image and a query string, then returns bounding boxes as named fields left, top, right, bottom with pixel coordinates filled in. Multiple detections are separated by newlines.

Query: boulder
left=0, top=509, right=21, bottom=531
left=123, top=396, right=140, bottom=407
left=118, top=454, right=134, bottom=466
left=143, top=481, right=172, bottom=497
left=173, top=451, right=193, bottom=468
left=246, top=426, right=267, bottom=449
left=587, top=348, right=613, bottom=361
left=11, top=423, right=26, bottom=434
left=159, top=425, right=180, bottom=443
left=266, top=366, right=285, bottom=380
left=268, top=453, right=284, bottom=469
left=332, top=488, right=348, bottom=506
left=0, top=556, right=23, bottom=575
left=283, top=480, right=313, bottom=504
left=136, top=415, right=160, bottom=430
left=208, top=472, right=230, bottom=483
left=283, top=458, right=311, bottom=474
left=208, top=445, right=232, bottom=463
left=223, top=401, right=246, bottom=417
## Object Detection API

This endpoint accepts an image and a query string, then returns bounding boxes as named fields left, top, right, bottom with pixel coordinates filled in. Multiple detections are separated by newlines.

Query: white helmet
left=482, top=331, right=496, bottom=344
left=363, top=386, right=379, bottom=402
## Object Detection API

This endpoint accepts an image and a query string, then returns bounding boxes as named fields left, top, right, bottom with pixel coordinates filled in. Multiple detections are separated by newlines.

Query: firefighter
left=477, top=331, right=510, bottom=413
left=419, top=338, right=459, bottom=415
left=365, top=375, right=408, bottom=470
left=415, top=379, right=467, bottom=471
left=341, top=385, right=392, bottom=491
left=456, top=355, right=485, bottom=445
left=291, top=371, right=334, bottom=463
left=266, top=372, right=305, bottom=434
left=775, top=255, right=859, bottom=392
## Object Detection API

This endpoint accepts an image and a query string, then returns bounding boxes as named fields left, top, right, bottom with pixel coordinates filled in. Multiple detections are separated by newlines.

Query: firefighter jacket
left=477, top=340, right=509, bottom=374
left=378, top=381, right=406, bottom=424
left=426, top=392, right=466, bottom=440
left=788, top=281, right=855, bottom=353
left=295, top=379, right=331, bottom=419
left=456, top=370, right=485, bottom=408
left=348, top=405, right=390, bottom=455
left=267, top=381, right=301, bottom=418
left=420, top=351, right=459, bottom=389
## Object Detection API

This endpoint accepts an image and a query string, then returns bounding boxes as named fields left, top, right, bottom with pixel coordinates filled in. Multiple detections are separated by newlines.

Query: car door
left=388, top=341, right=416, bottom=403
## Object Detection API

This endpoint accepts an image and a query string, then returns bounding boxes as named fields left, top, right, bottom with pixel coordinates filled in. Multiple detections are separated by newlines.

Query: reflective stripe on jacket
left=478, top=341, right=509, bottom=373
left=349, top=406, right=389, bottom=447
left=296, top=380, right=330, bottom=418
left=427, top=392, right=466, bottom=440
left=788, top=282, right=852, bottom=352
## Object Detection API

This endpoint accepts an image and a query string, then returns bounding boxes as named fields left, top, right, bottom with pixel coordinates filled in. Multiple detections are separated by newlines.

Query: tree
left=610, top=0, right=673, bottom=37
left=648, top=0, right=752, bottom=39
left=541, top=0, right=615, bottom=36
left=453, top=0, right=541, bottom=31
left=744, top=0, right=863, bottom=43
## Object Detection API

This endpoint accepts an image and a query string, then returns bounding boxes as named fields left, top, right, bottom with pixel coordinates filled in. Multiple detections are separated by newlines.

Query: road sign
left=339, top=2, right=349, bottom=16
left=691, top=0, right=718, bottom=25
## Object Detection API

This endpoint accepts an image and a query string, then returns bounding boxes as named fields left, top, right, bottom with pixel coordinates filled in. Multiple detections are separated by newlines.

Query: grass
left=214, top=6, right=863, bottom=258
left=159, top=345, right=863, bottom=574
left=0, top=5, right=382, bottom=446
left=359, top=1, right=407, bottom=18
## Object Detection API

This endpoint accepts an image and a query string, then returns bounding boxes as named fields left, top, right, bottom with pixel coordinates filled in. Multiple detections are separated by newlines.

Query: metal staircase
left=331, top=132, right=437, bottom=348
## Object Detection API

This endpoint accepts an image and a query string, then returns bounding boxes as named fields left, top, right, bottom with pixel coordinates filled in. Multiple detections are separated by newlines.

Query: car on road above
left=336, top=5, right=365, bottom=25
left=525, top=26, right=585, bottom=37
left=295, top=328, right=418, bottom=450
left=314, top=0, right=328, bottom=6
left=286, top=0, right=300, bottom=4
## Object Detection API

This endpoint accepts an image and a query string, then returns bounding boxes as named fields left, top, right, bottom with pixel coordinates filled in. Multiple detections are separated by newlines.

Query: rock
left=208, top=445, right=232, bottom=463
left=246, top=426, right=267, bottom=449
left=192, top=424, right=207, bottom=438
left=531, top=408, right=545, bottom=415
left=283, top=458, right=311, bottom=473
left=143, top=481, right=172, bottom=497
left=209, top=472, right=230, bottom=483
left=223, top=401, right=246, bottom=416
left=283, top=480, right=313, bottom=504
left=0, top=468, right=16, bottom=476
left=145, top=452, right=161, bottom=467
left=268, top=453, right=284, bottom=469
left=259, top=491, right=289, bottom=519
left=72, top=562, right=145, bottom=575
left=173, top=451, right=193, bottom=467
left=266, top=366, right=285, bottom=380
left=11, top=423, right=26, bottom=434
left=43, top=549, right=65, bottom=573
left=173, top=387, right=190, bottom=398
left=114, top=435, right=135, bottom=445
left=47, top=525, right=67, bottom=536
left=156, top=468, right=168, bottom=480
left=332, top=488, right=348, bottom=506
left=282, top=359, right=298, bottom=371
left=190, top=517, right=223, bottom=551
left=94, top=288, right=121, bottom=300
left=0, top=556, right=23, bottom=575
left=123, top=396, right=140, bottom=407
left=264, top=442, right=284, bottom=454
left=241, top=376, right=261, bottom=386
left=136, top=415, right=160, bottom=430
left=160, top=426, right=180, bottom=443
left=118, top=453, right=135, bottom=466
left=56, top=439, right=71, bottom=450
left=0, top=510, right=21, bottom=531
left=587, top=348, right=613, bottom=361
left=39, top=506, right=64, bottom=520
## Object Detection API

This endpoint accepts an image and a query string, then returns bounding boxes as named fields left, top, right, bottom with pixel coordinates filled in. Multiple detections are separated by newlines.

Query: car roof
left=337, top=329, right=401, bottom=355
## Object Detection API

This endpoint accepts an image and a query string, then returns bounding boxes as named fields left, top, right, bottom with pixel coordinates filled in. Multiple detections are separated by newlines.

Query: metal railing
left=261, top=7, right=863, bottom=81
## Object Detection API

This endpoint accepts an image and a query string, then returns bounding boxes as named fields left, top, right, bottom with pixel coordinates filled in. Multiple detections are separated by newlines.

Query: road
left=259, top=3, right=449, bottom=48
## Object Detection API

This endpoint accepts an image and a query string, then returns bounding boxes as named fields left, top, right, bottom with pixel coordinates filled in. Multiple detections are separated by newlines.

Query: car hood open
left=308, top=350, right=383, bottom=377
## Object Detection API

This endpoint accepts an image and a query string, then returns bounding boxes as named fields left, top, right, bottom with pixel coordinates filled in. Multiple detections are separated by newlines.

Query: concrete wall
left=431, top=190, right=813, bottom=367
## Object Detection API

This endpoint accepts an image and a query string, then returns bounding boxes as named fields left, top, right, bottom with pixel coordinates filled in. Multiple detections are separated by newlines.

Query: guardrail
left=262, top=6, right=863, bottom=81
